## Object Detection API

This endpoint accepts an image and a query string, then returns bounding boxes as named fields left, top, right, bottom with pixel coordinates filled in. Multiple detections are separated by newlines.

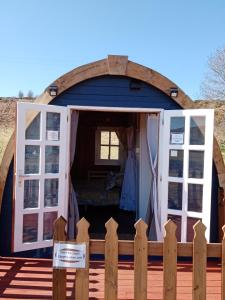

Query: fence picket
left=75, top=217, right=90, bottom=300
left=52, top=217, right=67, bottom=300
left=134, top=219, right=148, bottom=300
left=52, top=217, right=222, bottom=300
left=163, top=220, right=177, bottom=300
left=193, top=221, right=207, bottom=300
left=105, top=218, right=118, bottom=300
left=222, top=225, right=225, bottom=300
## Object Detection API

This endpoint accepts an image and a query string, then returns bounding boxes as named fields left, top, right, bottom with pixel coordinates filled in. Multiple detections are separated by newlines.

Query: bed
left=76, top=171, right=123, bottom=206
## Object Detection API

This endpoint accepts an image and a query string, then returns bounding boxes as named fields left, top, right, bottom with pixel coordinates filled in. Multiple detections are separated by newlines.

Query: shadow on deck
left=0, top=257, right=221, bottom=299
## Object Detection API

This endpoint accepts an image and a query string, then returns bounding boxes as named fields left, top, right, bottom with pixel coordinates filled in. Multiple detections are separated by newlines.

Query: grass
left=221, top=150, right=225, bottom=164
left=0, top=127, right=14, bottom=162
left=221, top=143, right=225, bottom=164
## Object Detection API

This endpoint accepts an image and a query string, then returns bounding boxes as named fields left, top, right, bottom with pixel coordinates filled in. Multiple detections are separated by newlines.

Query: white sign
left=170, top=150, right=178, bottom=157
left=53, top=242, right=86, bottom=269
left=47, top=130, right=59, bottom=141
left=171, top=133, right=184, bottom=144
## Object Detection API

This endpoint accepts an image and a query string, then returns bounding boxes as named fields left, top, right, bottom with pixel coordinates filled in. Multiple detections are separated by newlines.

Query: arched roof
left=0, top=55, right=224, bottom=211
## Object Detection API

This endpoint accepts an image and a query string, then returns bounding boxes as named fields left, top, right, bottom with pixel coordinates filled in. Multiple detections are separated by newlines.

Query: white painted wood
left=68, top=105, right=162, bottom=113
left=14, top=103, right=68, bottom=252
left=160, top=109, right=214, bottom=242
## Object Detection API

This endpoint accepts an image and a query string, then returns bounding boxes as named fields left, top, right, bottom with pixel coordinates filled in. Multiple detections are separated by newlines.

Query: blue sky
left=0, top=0, right=224, bottom=99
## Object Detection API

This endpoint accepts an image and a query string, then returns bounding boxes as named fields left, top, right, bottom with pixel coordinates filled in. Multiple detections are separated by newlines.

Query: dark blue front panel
left=0, top=160, right=13, bottom=256
left=51, top=75, right=181, bottom=109
left=210, top=163, right=219, bottom=242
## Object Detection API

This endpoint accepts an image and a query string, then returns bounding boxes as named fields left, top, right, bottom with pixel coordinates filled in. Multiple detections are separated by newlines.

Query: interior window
left=95, top=128, right=120, bottom=165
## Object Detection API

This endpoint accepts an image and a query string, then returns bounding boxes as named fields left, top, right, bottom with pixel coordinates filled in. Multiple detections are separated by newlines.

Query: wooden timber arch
left=0, top=55, right=225, bottom=215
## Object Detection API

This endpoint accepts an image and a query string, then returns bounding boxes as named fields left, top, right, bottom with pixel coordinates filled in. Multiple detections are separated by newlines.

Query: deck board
left=0, top=257, right=222, bottom=299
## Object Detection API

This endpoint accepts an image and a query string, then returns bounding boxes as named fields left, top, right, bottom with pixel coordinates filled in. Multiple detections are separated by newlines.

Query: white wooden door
left=14, top=103, right=68, bottom=252
left=160, top=109, right=214, bottom=242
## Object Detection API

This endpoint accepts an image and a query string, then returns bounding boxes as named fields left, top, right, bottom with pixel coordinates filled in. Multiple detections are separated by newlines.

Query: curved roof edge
left=0, top=55, right=224, bottom=212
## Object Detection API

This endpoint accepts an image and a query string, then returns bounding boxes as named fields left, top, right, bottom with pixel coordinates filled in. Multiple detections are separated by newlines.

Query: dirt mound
left=195, top=100, right=225, bottom=145
left=0, top=98, right=34, bottom=161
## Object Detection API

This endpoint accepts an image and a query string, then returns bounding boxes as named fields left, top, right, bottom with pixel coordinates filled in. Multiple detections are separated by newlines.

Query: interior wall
left=71, top=111, right=137, bottom=181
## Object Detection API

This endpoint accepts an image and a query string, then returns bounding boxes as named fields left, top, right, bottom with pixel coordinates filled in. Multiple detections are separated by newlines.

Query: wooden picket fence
left=53, top=217, right=225, bottom=300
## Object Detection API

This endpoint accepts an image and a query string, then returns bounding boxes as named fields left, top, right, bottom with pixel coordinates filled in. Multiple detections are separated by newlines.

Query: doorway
left=70, top=111, right=138, bottom=239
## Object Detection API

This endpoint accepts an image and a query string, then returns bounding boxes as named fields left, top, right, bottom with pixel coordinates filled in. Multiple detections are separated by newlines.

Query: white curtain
left=68, top=111, right=79, bottom=239
left=115, top=128, right=127, bottom=171
left=119, top=127, right=137, bottom=212
left=146, top=114, right=162, bottom=240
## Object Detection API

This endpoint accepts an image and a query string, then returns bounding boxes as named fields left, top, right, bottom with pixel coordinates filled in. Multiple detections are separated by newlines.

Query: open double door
left=13, top=103, right=214, bottom=252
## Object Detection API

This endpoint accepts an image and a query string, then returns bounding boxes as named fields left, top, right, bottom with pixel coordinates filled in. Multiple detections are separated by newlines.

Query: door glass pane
left=168, top=214, right=181, bottom=242
left=44, top=179, right=58, bottom=207
left=187, top=217, right=201, bottom=242
left=101, top=131, right=109, bottom=144
left=169, top=150, right=183, bottom=177
left=45, top=146, right=59, bottom=173
left=110, top=146, right=119, bottom=160
left=43, top=211, right=58, bottom=240
left=110, top=132, right=119, bottom=145
left=189, top=151, right=204, bottom=178
left=46, top=112, right=60, bottom=141
left=25, top=145, right=40, bottom=174
left=190, top=116, right=205, bottom=145
left=100, top=146, right=109, bottom=159
left=168, top=182, right=183, bottom=210
left=23, top=213, right=38, bottom=243
left=24, top=180, right=39, bottom=209
left=25, top=112, right=41, bottom=140
left=170, top=117, right=185, bottom=145
left=188, top=184, right=203, bottom=212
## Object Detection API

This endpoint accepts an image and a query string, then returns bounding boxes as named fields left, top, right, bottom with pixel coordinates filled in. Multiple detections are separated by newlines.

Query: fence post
left=193, top=221, right=207, bottom=300
left=75, top=217, right=90, bottom=300
left=163, top=219, right=177, bottom=300
left=222, top=225, right=225, bottom=300
left=52, top=216, right=67, bottom=300
left=105, top=218, right=118, bottom=300
left=134, top=219, right=148, bottom=300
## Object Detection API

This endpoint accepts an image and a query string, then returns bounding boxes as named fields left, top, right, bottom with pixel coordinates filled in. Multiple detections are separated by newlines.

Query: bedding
left=76, top=173, right=122, bottom=206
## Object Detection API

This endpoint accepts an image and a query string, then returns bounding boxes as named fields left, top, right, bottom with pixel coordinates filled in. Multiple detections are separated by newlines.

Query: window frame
left=14, top=103, right=68, bottom=252
left=95, top=127, right=121, bottom=166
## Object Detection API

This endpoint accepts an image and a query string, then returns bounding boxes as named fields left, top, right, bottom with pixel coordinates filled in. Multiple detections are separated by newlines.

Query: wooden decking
left=0, top=256, right=221, bottom=299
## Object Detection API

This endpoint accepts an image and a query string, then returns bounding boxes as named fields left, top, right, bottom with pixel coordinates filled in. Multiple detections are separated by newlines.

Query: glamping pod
left=0, top=55, right=225, bottom=257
